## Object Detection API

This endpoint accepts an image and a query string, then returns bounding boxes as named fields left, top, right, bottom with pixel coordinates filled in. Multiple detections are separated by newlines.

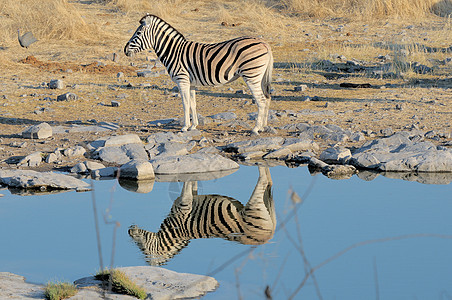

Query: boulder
left=22, top=123, right=52, bottom=139
left=91, top=167, right=118, bottom=178
left=150, top=153, right=239, bottom=174
left=319, top=147, right=352, bottom=164
left=17, top=152, right=43, bottom=167
left=119, top=160, right=155, bottom=180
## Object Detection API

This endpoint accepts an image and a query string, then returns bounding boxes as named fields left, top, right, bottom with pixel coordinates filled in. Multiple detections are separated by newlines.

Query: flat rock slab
left=150, top=153, right=239, bottom=174
left=73, top=266, right=218, bottom=300
left=350, top=132, right=452, bottom=172
left=223, top=137, right=285, bottom=154
left=52, top=122, right=120, bottom=134
left=0, top=272, right=45, bottom=299
left=0, top=170, right=91, bottom=192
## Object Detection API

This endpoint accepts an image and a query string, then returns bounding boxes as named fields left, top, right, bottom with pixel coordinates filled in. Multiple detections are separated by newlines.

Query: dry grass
left=279, top=0, right=452, bottom=19
left=0, top=0, right=93, bottom=44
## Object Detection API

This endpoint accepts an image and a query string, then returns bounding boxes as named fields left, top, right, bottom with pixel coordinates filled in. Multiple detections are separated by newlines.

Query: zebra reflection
left=129, top=167, right=275, bottom=266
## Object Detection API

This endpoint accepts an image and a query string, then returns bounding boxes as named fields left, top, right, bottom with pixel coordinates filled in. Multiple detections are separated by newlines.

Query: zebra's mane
left=140, top=14, right=186, bottom=41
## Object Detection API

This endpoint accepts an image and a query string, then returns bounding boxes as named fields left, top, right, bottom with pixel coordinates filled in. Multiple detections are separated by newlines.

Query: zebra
left=128, top=167, right=275, bottom=266
left=124, top=14, right=273, bottom=135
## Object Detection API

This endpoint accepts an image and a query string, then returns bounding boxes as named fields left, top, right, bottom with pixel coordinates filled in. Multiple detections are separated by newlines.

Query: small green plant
left=44, top=282, right=78, bottom=300
left=95, top=269, right=147, bottom=299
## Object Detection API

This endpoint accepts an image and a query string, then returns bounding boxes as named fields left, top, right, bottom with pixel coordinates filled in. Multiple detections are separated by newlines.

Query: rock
left=208, top=112, right=237, bottom=121
left=222, top=137, right=285, bottom=154
left=74, top=266, right=218, bottom=300
left=238, top=151, right=267, bottom=160
left=22, top=122, right=52, bottom=139
left=350, top=132, right=365, bottom=142
left=104, top=134, right=142, bottom=147
left=282, top=138, right=320, bottom=152
left=49, top=79, right=64, bottom=89
left=70, top=162, right=88, bottom=174
left=309, top=157, right=356, bottom=179
left=0, top=169, right=91, bottom=191
left=151, top=141, right=189, bottom=158
left=349, top=131, right=452, bottom=172
left=294, top=84, right=308, bottom=92
left=151, top=153, right=239, bottom=174
left=94, top=143, right=148, bottom=165
left=319, top=147, right=352, bottom=164
left=91, top=167, right=118, bottom=178
left=63, top=146, right=86, bottom=157
left=57, top=92, right=78, bottom=101
left=263, top=147, right=292, bottom=159
left=85, top=160, right=106, bottom=170
left=137, top=69, right=165, bottom=77
left=0, top=272, right=45, bottom=299
left=45, top=152, right=58, bottom=163
left=119, top=160, right=155, bottom=180
left=18, top=151, right=43, bottom=167
left=111, top=100, right=121, bottom=107
left=71, top=161, right=107, bottom=174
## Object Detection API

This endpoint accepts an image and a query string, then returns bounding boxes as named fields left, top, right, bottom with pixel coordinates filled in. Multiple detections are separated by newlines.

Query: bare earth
left=0, top=2, right=451, bottom=171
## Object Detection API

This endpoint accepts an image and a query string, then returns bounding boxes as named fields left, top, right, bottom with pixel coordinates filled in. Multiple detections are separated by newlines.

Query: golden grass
left=279, top=0, right=452, bottom=19
left=95, top=269, right=147, bottom=299
left=0, top=0, right=93, bottom=41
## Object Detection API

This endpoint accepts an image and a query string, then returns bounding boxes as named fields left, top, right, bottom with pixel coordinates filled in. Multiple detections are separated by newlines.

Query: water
left=1, top=165, right=451, bottom=299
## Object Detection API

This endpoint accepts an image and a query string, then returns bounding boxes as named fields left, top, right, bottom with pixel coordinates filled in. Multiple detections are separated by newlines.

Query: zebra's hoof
left=181, top=126, right=189, bottom=132
left=188, top=125, right=197, bottom=131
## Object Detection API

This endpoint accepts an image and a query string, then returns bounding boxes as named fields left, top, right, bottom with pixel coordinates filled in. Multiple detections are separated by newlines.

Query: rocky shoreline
left=1, top=119, right=451, bottom=194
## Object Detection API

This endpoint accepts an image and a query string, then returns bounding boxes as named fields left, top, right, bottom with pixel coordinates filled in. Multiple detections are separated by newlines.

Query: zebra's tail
left=262, top=48, right=273, bottom=99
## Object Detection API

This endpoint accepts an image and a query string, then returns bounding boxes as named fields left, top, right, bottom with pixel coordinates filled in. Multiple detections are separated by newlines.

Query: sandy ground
left=0, top=2, right=451, bottom=171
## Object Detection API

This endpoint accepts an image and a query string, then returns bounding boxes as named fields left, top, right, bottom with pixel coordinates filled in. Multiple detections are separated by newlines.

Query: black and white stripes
left=124, top=14, right=273, bottom=134
left=128, top=167, right=275, bottom=266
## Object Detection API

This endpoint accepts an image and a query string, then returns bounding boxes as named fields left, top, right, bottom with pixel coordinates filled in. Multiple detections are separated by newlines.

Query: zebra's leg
left=242, top=75, right=267, bottom=134
left=178, top=82, right=191, bottom=132
left=189, top=87, right=198, bottom=130
left=241, top=166, right=275, bottom=241
left=263, top=96, right=271, bottom=127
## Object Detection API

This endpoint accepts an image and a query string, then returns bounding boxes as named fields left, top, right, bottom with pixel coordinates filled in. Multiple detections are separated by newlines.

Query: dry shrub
left=0, top=0, right=92, bottom=43
left=279, top=0, right=452, bottom=19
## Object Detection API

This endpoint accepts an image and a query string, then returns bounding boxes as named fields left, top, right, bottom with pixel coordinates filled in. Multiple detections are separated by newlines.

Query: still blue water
left=1, top=165, right=451, bottom=299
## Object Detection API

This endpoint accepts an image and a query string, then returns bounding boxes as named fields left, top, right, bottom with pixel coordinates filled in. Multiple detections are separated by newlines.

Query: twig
left=90, top=180, right=104, bottom=272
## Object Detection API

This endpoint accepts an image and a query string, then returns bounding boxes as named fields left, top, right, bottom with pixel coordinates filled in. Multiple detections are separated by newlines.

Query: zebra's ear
left=140, top=14, right=152, bottom=26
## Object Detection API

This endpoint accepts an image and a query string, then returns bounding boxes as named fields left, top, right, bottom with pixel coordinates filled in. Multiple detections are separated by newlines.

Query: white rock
left=119, top=160, right=155, bottom=180
left=18, top=151, right=43, bottom=167
left=151, top=153, right=239, bottom=174
left=0, top=272, right=45, bottom=299
left=0, top=170, right=91, bottom=191
left=22, top=123, right=52, bottom=139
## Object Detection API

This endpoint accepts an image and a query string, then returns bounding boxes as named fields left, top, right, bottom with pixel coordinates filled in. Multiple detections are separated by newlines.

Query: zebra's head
left=124, top=14, right=154, bottom=57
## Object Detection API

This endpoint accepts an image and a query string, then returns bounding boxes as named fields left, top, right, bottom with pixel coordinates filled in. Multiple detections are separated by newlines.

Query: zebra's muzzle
left=124, top=43, right=134, bottom=57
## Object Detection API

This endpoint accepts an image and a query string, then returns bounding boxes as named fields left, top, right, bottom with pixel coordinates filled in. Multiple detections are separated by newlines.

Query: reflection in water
left=129, top=167, right=275, bottom=266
